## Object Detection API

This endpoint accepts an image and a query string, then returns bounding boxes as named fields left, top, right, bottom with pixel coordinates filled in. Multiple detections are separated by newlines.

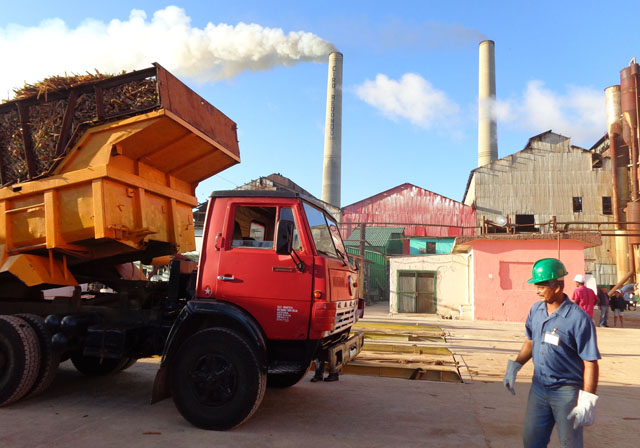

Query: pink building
left=454, top=233, right=601, bottom=321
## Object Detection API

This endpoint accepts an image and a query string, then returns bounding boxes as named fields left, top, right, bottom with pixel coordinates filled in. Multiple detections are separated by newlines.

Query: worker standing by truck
left=503, top=258, right=600, bottom=448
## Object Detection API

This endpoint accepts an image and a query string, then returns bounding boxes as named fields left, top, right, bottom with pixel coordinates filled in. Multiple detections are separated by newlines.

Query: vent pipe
left=478, top=40, right=498, bottom=167
left=620, top=61, right=640, bottom=200
left=606, top=84, right=631, bottom=283
left=321, top=51, right=343, bottom=208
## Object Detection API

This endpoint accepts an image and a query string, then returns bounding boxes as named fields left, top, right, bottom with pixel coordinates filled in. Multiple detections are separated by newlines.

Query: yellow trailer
left=0, top=64, right=239, bottom=291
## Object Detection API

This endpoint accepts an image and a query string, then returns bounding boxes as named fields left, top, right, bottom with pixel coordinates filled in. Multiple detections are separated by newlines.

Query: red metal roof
left=341, top=183, right=476, bottom=238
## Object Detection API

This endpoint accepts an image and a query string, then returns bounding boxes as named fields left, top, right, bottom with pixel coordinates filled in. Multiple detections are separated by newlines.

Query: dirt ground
left=1, top=304, right=638, bottom=448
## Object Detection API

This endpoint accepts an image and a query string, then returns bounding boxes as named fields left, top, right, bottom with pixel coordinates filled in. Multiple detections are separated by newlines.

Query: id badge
left=544, top=329, right=560, bottom=346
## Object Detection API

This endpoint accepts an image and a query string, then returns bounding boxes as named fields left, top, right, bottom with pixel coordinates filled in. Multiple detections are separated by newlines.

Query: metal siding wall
left=409, top=238, right=455, bottom=254
left=341, top=184, right=476, bottom=239
left=470, top=135, right=615, bottom=268
left=346, top=246, right=388, bottom=300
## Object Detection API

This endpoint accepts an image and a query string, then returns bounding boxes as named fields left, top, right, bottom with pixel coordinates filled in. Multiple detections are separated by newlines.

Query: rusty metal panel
left=627, top=201, right=640, bottom=245
left=341, top=183, right=477, bottom=239
left=620, top=63, right=640, bottom=149
left=155, top=63, right=239, bottom=159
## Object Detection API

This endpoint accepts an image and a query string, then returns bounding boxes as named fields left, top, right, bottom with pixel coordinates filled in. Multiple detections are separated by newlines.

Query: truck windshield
left=303, top=203, right=346, bottom=260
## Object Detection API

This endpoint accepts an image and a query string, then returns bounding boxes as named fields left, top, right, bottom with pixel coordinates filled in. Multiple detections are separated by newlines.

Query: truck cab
left=199, top=190, right=361, bottom=341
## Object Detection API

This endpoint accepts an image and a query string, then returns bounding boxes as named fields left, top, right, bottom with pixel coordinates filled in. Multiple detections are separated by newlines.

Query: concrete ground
left=1, top=304, right=639, bottom=448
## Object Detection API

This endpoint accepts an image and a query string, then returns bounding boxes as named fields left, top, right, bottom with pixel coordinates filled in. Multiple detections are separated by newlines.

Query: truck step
left=267, top=361, right=308, bottom=374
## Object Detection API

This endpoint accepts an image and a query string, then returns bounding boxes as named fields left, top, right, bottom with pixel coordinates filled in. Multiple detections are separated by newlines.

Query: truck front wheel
left=170, top=328, right=266, bottom=430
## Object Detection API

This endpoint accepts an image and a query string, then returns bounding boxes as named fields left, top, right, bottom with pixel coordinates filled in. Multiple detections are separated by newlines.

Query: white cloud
left=355, top=73, right=460, bottom=129
left=0, top=6, right=335, bottom=100
left=497, top=80, right=605, bottom=145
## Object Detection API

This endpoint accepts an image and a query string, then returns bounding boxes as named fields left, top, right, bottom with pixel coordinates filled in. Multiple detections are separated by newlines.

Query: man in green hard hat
left=503, top=258, right=601, bottom=447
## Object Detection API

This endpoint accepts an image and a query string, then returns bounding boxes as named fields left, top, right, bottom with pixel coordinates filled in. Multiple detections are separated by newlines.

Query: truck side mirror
left=275, top=220, right=294, bottom=255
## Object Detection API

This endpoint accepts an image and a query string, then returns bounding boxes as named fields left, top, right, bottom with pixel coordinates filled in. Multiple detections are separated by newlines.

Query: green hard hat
left=528, top=258, right=568, bottom=284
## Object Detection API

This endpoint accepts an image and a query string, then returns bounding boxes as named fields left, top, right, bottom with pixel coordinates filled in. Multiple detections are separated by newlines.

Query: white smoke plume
left=0, top=6, right=336, bottom=99
left=355, top=73, right=460, bottom=129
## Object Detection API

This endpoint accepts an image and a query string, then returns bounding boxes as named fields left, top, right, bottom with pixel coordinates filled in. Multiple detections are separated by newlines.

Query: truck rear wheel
left=0, top=315, right=41, bottom=406
left=170, top=328, right=266, bottom=430
left=16, top=314, right=60, bottom=398
left=71, top=354, right=132, bottom=376
left=267, top=367, right=309, bottom=388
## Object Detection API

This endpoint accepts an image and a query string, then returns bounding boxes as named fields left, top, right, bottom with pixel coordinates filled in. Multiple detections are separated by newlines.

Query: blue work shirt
left=525, top=294, right=601, bottom=388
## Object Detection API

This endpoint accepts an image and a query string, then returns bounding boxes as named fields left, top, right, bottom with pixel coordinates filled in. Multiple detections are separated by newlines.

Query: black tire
left=0, top=315, right=41, bottom=406
left=71, top=354, right=132, bottom=376
left=171, top=328, right=266, bottom=430
left=16, top=314, right=60, bottom=398
left=267, top=367, right=309, bottom=388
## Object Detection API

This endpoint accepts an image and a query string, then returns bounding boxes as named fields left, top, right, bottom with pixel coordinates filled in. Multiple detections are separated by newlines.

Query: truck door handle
left=217, top=275, right=235, bottom=281
left=214, top=233, right=223, bottom=250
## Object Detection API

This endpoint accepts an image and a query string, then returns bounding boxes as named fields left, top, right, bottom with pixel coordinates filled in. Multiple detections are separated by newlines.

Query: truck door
left=215, top=203, right=313, bottom=340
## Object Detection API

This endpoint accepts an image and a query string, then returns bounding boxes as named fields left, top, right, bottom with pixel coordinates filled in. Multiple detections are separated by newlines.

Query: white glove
left=503, top=360, right=522, bottom=395
left=567, top=390, right=598, bottom=429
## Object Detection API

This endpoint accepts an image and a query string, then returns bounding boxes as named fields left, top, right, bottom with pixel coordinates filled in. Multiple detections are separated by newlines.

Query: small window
left=572, top=197, right=583, bottom=213
left=231, top=206, right=276, bottom=249
left=515, top=214, right=537, bottom=233
left=279, top=207, right=302, bottom=251
left=425, top=242, right=436, bottom=254
left=602, top=197, right=612, bottom=215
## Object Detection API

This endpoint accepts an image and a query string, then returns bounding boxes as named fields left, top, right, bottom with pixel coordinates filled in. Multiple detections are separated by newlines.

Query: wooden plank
left=44, top=190, right=61, bottom=248
left=91, top=179, right=106, bottom=239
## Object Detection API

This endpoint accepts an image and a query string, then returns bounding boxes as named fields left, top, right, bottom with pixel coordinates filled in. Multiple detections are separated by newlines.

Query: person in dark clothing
left=610, top=290, right=625, bottom=327
left=596, top=286, right=609, bottom=327
left=310, top=358, right=339, bottom=382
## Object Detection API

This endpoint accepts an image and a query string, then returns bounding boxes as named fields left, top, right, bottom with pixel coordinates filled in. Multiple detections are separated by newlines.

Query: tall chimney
left=478, top=40, right=498, bottom=167
left=322, top=51, right=343, bottom=208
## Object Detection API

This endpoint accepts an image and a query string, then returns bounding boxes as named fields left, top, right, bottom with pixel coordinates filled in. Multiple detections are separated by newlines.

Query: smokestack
left=322, top=51, right=343, bottom=208
left=478, top=40, right=497, bottom=167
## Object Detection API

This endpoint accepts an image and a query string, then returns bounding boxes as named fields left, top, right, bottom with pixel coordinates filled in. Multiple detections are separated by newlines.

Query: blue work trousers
left=599, top=306, right=608, bottom=327
left=523, top=382, right=582, bottom=448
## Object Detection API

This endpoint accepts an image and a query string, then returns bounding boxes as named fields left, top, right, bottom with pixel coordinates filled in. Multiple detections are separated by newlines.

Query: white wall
left=389, top=254, right=471, bottom=318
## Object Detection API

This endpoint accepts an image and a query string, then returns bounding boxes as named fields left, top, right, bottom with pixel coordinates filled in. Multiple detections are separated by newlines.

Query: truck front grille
left=331, top=299, right=357, bottom=335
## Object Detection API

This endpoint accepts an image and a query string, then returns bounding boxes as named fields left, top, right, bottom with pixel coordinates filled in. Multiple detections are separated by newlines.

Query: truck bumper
left=327, top=331, right=364, bottom=373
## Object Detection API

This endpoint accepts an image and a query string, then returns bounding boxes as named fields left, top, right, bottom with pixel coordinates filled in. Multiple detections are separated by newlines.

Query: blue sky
left=2, top=1, right=640, bottom=206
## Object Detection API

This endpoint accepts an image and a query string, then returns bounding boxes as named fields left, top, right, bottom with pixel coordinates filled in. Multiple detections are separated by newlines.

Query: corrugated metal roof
left=341, top=184, right=476, bottom=239
left=345, top=226, right=405, bottom=248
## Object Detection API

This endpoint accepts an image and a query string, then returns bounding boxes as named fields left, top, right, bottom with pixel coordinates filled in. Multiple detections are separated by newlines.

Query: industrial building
left=462, top=130, right=616, bottom=285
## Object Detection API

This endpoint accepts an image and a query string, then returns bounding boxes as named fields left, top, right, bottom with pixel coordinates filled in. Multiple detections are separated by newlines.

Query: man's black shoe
left=310, top=374, right=323, bottom=382
left=324, top=373, right=339, bottom=382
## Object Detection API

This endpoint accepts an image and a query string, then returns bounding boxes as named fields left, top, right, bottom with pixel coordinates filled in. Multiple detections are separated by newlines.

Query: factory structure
left=462, top=130, right=616, bottom=284
left=192, top=45, right=640, bottom=321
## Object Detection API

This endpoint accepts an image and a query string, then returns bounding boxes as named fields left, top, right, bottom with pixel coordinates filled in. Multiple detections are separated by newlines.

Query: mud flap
left=151, top=365, right=171, bottom=404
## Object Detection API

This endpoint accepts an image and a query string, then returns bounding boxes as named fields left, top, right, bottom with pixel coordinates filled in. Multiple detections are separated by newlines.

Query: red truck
left=154, top=190, right=365, bottom=429
left=0, top=64, right=364, bottom=430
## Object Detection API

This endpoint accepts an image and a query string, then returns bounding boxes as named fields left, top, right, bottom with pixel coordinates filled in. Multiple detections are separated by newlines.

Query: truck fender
left=151, top=300, right=267, bottom=404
